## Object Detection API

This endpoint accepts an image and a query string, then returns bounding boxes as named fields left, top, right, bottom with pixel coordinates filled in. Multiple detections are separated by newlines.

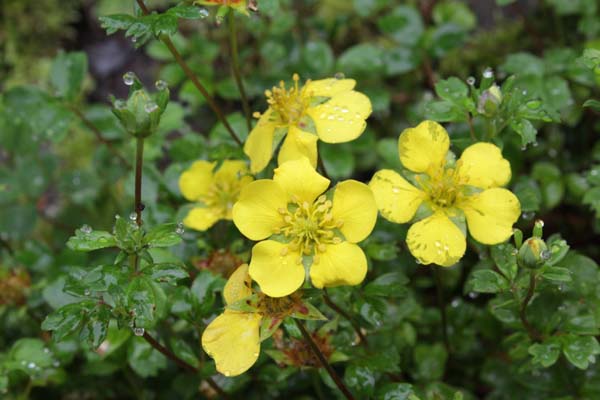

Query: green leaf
left=413, top=343, right=448, bottom=381
left=541, top=266, right=572, bottom=282
left=491, top=244, right=518, bottom=282
left=562, top=335, right=600, bottom=369
left=583, top=187, right=600, bottom=217
left=377, top=5, right=424, bottom=46
left=435, top=77, right=469, bottom=103
left=337, top=43, right=385, bottom=76
left=50, top=52, right=88, bottom=100
left=303, top=41, right=334, bottom=73
left=80, top=306, right=111, bottom=349
left=510, top=119, right=537, bottom=146
left=345, top=364, right=376, bottom=397
left=144, top=223, right=183, bottom=247
left=468, top=269, right=509, bottom=293
left=583, top=99, right=600, bottom=111
left=67, top=227, right=116, bottom=252
left=376, top=383, right=415, bottom=400
left=144, top=262, right=189, bottom=284
left=99, top=14, right=135, bottom=35
left=432, top=1, right=476, bottom=30
left=364, top=272, right=409, bottom=298
left=8, top=338, right=55, bottom=371
left=42, top=302, right=90, bottom=341
left=127, top=277, right=156, bottom=328
left=529, top=339, right=561, bottom=367
left=167, top=4, right=209, bottom=19
left=501, top=53, right=545, bottom=76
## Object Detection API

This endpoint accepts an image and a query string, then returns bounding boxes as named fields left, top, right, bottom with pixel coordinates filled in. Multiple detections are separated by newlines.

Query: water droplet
left=80, top=224, right=92, bottom=234
left=123, top=72, right=136, bottom=86
left=155, top=80, right=168, bottom=91
left=129, top=212, right=137, bottom=221
left=27, top=362, right=36, bottom=369
left=522, top=90, right=528, bottom=96
left=392, top=186, right=400, bottom=194
left=199, top=8, right=209, bottom=18
left=521, top=211, right=535, bottom=220
left=176, top=222, right=185, bottom=235
left=133, top=327, right=145, bottom=336
left=43, top=348, right=50, bottom=354
left=115, top=99, right=127, bottom=110
left=466, top=76, right=476, bottom=85
left=540, top=249, right=551, bottom=261
left=223, top=370, right=231, bottom=377
left=468, top=292, right=479, bottom=299
left=131, top=36, right=138, bottom=43
left=482, top=68, right=494, bottom=79
left=144, top=101, right=158, bottom=113
left=535, top=219, right=544, bottom=227
left=53, top=361, right=60, bottom=367
left=115, top=215, right=121, bottom=220
left=334, top=72, right=345, bottom=80
left=84, top=289, right=91, bottom=296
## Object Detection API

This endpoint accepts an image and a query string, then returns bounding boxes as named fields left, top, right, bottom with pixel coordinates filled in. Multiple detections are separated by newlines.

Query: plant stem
left=134, top=137, right=144, bottom=227
left=142, top=332, right=229, bottom=399
left=323, top=289, right=368, bottom=347
left=520, top=271, right=543, bottom=341
left=433, top=267, right=450, bottom=353
left=228, top=11, right=252, bottom=132
left=466, top=112, right=476, bottom=142
left=294, top=319, right=355, bottom=400
left=69, top=106, right=131, bottom=168
left=135, top=0, right=243, bottom=148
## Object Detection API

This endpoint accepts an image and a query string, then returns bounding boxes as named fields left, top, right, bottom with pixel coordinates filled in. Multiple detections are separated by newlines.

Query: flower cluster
left=179, top=75, right=521, bottom=377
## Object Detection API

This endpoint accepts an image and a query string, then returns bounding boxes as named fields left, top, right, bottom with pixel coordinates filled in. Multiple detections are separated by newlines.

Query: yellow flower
left=179, top=160, right=253, bottom=231
left=202, top=264, right=262, bottom=376
left=244, top=74, right=372, bottom=173
left=194, top=0, right=250, bottom=15
left=369, top=121, right=521, bottom=267
left=202, top=264, right=322, bottom=376
left=232, top=157, right=377, bottom=297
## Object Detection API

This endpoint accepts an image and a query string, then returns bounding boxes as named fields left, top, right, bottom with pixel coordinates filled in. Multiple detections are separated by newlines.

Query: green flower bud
left=517, top=237, right=550, bottom=269
left=477, top=84, right=502, bottom=117
left=111, top=73, right=170, bottom=138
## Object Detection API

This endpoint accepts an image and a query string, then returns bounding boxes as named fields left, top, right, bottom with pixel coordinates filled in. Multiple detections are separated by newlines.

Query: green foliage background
left=1, top=0, right=600, bottom=399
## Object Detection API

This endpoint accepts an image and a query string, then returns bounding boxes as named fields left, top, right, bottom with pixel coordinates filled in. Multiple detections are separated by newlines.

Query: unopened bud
left=517, top=237, right=549, bottom=269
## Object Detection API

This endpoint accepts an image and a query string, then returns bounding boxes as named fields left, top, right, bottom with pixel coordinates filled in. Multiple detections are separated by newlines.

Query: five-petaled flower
left=194, top=0, right=250, bottom=15
left=232, top=157, right=377, bottom=297
left=202, top=264, right=320, bottom=376
left=369, top=120, right=521, bottom=267
left=179, top=160, right=253, bottom=231
left=244, top=74, right=372, bottom=173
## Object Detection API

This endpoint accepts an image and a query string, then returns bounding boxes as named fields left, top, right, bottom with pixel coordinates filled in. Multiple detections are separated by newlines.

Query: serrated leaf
left=145, top=262, right=189, bottom=284
left=469, top=269, right=509, bottom=293
left=144, top=223, right=183, bottom=247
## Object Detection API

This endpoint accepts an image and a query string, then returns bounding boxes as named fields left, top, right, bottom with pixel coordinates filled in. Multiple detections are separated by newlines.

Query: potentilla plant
left=0, top=1, right=597, bottom=399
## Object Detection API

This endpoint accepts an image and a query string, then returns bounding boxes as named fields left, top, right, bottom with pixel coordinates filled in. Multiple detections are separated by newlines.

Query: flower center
left=275, top=195, right=343, bottom=260
left=202, top=180, right=241, bottom=214
left=417, top=164, right=464, bottom=209
left=257, top=292, right=301, bottom=319
left=265, top=74, right=310, bottom=126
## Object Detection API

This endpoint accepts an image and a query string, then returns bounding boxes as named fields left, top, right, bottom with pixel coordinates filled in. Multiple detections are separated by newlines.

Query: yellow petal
left=248, top=240, right=305, bottom=298
left=201, top=311, right=261, bottom=377
left=458, top=188, right=521, bottom=245
left=304, top=78, right=356, bottom=97
left=398, top=121, right=449, bottom=173
left=369, top=169, right=425, bottom=223
left=307, top=91, right=371, bottom=143
left=232, top=180, right=288, bottom=240
left=457, top=143, right=511, bottom=189
left=331, top=180, right=377, bottom=243
left=183, top=207, right=222, bottom=231
left=178, top=160, right=216, bottom=202
left=406, top=212, right=466, bottom=267
left=223, top=264, right=252, bottom=305
left=310, top=242, right=367, bottom=288
left=277, top=126, right=318, bottom=168
left=244, top=109, right=277, bottom=174
left=214, top=160, right=250, bottom=183
left=273, top=158, right=329, bottom=204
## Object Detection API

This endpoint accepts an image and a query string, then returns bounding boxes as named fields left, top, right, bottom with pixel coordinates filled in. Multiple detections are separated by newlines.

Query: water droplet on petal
left=123, top=72, right=136, bottom=86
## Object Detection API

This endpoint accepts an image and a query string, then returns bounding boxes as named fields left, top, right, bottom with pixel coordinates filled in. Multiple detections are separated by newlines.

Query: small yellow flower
left=233, top=157, right=377, bottom=297
left=202, top=264, right=319, bottom=376
left=179, top=160, right=253, bottom=231
left=194, top=0, right=250, bottom=15
left=244, top=74, right=372, bottom=173
left=202, top=264, right=262, bottom=376
left=369, top=121, right=521, bottom=267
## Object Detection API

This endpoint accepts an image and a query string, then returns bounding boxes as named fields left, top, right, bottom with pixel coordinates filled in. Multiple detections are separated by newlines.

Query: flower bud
left=111, top=78, right=169, bottom=138
left=477, top=84, right=502, bottom=117
left=517, top=237, right=550, bottom=269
